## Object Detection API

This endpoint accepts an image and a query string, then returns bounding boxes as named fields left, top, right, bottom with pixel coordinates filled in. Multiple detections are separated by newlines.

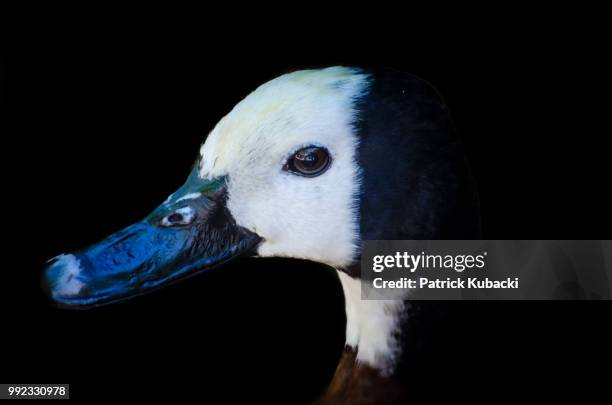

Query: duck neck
left=336, top=271, right=407, bottom=375
left=319, top=271, right=408, bottom=404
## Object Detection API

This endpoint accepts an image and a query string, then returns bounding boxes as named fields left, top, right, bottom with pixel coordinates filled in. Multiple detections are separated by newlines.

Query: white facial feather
left=197, top=66, right=405, bottom=372
left=199, top=67, right=370, bottom=268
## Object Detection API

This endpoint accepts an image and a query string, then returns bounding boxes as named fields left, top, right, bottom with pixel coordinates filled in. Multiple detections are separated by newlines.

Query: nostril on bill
left=167, top=213, right=184, bottom=223
left=45, top=254, right=86, bottom=298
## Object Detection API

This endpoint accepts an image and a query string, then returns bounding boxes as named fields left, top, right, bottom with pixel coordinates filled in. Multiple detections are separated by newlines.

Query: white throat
left=337, top=271, right=407, bottom=375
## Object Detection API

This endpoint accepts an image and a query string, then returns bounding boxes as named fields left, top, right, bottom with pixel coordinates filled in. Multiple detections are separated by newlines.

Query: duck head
left=45, top=66, right=480, bottom=377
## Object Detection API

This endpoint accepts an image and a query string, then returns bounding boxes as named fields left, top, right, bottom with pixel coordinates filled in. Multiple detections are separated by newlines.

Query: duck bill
left=44, top=170, right=261, bottom=308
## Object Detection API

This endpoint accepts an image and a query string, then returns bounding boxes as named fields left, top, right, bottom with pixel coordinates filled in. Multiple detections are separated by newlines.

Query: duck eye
left=160, top=207, right=195, bottom=227
left=284, top=146, right=331, bottom=177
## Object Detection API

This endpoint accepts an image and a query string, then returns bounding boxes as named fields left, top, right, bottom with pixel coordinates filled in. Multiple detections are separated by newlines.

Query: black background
left=1, top=11, right=610, bottom=402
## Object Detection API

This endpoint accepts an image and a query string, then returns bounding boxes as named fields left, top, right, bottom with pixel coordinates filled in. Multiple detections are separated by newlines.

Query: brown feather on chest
left=317, top=347, right=403, bottom=405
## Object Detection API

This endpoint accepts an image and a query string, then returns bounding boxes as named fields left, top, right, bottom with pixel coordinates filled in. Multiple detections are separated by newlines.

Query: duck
left=44, top=66, right=480, bottom=404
